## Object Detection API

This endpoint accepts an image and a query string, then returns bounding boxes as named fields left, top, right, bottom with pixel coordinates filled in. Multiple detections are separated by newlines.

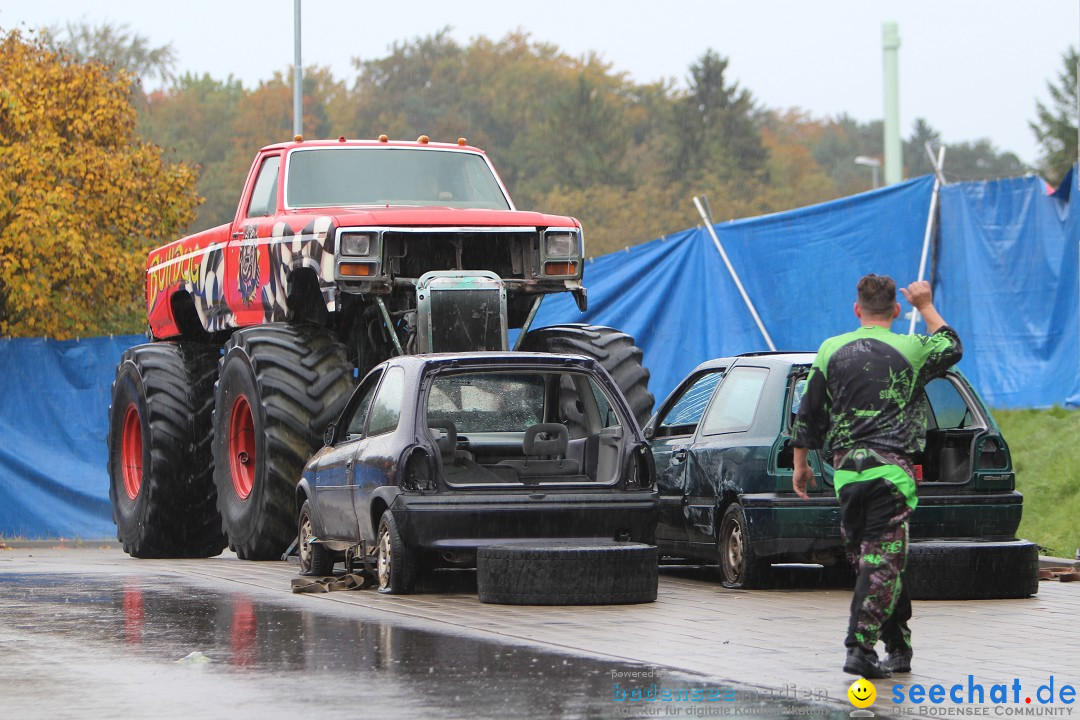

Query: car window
left=790, top=378, right=807, bottom=416
left=699, top=367, right=769, bottom=435
left=428, top=372, right=544, bottom=432
left=286, top=148, right=511, bottom=210
left=343, top=372, right=383, bottom=441
left=367, top=368, right=405, bottom=436
left=656, top=371, right=724, bottom=437
left=925, top=376, right=972, bottom=429
left=246, top=155, right=280, bottom=217
left=588, top=376, right=621, bottom=429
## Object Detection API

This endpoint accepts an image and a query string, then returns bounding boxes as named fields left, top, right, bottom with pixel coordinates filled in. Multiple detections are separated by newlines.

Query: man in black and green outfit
left=791, top=274, right=962, bottom=679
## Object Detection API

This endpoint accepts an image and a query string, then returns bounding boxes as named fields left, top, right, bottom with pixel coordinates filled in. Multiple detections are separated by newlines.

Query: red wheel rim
left=229, top=395, right=256, bottom=500
left=120, top=404, right=143, bottom=500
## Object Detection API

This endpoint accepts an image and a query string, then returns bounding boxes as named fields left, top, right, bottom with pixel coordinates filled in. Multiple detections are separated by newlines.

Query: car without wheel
left=296, top=352, right=658, bottom=594
left=645, top=352, right=1038, bottom=599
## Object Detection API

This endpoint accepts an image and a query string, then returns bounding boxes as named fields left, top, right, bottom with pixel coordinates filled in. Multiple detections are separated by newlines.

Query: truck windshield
left=286, top=147, right=511, bottom=210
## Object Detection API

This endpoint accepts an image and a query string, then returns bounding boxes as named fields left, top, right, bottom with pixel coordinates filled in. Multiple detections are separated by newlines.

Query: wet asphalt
left=0, top=562, right=858, bottom=720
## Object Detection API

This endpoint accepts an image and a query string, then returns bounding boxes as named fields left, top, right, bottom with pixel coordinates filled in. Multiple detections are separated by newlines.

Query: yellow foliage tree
left=0, top=29, right=199, bottom=338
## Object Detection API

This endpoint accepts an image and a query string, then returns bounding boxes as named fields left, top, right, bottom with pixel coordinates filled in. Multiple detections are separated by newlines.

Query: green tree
left=810, top=114, right=885, bottom=194
left=41, top=21, right=175, bottom=86
left=669, top=50, right=767, bottom=184
left=0, top=29, right=199, bottom=337
left=941, top=140, right=1025, bottom=182
left=906, top=118, right=1027, bottom=182
left=904, top=118, right=942, bottom=178
left=1031, top=46, right=1078, bottom=185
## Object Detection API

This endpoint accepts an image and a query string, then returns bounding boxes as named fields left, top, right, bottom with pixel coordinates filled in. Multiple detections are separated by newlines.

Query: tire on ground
left=520, top=324, right=654, bottom=431
left=905, top=539, right=1040, bottom=600
left=376, top=512, right=417, bottom=594
left=298, top=500, right=335, bottom=576
left=107, top=342, right=226, bottom=558
left=213, top=324, right=353, bottom=560
left=477, top=542, right=658, bottom=605
left=717, top=502, right=769, bottom=590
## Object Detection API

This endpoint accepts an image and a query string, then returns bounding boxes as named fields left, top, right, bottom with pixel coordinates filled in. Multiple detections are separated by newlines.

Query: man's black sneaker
left=844, top=646, right=892, bottom=678
left=883, top=649, right=913, bottom=674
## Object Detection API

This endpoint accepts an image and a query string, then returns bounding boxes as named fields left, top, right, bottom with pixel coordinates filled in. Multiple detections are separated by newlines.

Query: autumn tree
left=141, top=73, right=246, bottom=230
left=0, top=29, right=199, bottom=337
left=1031, top=46, right=1079, bottom=185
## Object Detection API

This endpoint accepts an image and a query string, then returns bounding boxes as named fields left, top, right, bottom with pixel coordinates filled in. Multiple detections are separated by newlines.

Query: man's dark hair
left=857, top=274, right=897, bottom=316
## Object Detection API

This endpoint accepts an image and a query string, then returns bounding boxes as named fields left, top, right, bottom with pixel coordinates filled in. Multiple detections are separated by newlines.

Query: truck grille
left=383, top=230, right=537, bottom=280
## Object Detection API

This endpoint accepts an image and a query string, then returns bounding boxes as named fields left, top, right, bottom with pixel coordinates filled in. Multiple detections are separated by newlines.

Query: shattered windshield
left=286, top=147, right=511, bottom=209
left=427, top=372, right=544, bottom=433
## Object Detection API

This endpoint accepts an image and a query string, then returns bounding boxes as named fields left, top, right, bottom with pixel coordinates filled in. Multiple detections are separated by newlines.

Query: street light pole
left=854, top=155, right=882, bottom=189
left=293, top=0, right=302, bottom=137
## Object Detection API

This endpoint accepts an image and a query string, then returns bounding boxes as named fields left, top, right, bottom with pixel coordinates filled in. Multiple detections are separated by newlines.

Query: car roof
left=688, top=351, right=816, bottom=374
left=382, top=351, right=601, bottom=373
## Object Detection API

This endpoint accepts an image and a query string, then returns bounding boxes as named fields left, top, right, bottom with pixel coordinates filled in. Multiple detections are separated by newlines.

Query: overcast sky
left=2, top=1, right=1077, bottom=166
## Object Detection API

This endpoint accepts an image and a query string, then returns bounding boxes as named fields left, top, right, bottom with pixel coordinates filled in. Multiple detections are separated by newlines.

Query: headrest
left=523, top=423, right=568, bottom=457
left=427, top=418, right=457, bottom=458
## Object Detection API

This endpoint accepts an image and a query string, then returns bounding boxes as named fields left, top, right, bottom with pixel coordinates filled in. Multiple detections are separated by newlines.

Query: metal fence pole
left=909, top=145, right=946, bottom=334
left=693, top=197, right=776, bottom=351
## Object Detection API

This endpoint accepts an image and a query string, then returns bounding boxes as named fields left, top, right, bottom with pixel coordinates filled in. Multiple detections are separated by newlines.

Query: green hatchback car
left=645, top=352, right=1038, bottom=599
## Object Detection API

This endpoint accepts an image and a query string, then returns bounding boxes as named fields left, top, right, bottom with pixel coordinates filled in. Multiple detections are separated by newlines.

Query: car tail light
left=399, top=449, right=435, bottom=492
left=976, top=437, right=1008, bottom=469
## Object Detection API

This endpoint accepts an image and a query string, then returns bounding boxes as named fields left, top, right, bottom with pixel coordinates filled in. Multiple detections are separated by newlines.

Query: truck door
left=226, top=152, right=282, bottom=326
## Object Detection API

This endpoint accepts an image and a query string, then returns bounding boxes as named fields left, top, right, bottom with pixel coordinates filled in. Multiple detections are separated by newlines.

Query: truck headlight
left=340, top=232, right=375, bottom=256
left=544, top=231, right=577, bottom=258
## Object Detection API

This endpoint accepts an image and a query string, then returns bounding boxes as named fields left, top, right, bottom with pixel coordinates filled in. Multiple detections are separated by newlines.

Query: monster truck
left=107, top=135, right=654, bottom=560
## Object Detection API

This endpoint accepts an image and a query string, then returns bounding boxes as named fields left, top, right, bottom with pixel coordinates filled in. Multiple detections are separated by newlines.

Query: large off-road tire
left=107, top=343, right=225, bottom=558
left=477, top=542, right=658, bottom=605
left=717, top=503, right=769, bottom=589
left=376, top=512, right=417, bottom=594
left=520, top=324, right=654, bottom=430
left=212, top=324, right=353, bottom=560
left=298, top=500, right=335, bottom=576
left=905, top=539, right=1040, bottom=600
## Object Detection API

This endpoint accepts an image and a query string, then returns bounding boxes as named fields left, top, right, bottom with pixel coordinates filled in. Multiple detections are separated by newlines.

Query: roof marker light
left=458, top=137, right=467, bottom=146
left=378, top=134, right=389, bottom=143
left=417, top=135, right=430, bottom=144
left=293, top=134, right=303, bottom=142
left=338, top=136, right=346, bottom=142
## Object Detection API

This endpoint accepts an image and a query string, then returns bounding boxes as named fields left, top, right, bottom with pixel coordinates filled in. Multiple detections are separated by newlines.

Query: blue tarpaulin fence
left=2, top=169, right=1077, bottom=538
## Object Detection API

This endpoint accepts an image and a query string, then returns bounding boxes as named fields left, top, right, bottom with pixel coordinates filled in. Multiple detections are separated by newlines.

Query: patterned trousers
left=839, top=476, right=914, bottom=653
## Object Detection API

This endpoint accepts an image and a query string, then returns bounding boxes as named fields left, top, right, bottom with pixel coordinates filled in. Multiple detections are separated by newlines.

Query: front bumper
left=390, top=490, right=658, bottom=550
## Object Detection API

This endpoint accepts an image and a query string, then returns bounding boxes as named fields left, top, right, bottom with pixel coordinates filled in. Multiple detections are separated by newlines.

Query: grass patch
left=994, top=406, right=1080, bottom=559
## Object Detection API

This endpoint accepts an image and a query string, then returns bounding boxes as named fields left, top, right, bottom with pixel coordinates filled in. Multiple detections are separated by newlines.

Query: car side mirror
left=323, top=422, right=336, bottom=446
left=643, top=426, right=655, bottom=441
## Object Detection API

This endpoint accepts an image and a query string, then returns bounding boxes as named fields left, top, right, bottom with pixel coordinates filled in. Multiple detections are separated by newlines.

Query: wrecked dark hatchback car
left=646, top=352, right=1037, bottom=598
left=296, top=352, right=657, bottom=593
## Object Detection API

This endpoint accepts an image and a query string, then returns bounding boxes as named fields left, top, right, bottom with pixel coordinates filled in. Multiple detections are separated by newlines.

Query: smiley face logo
left=848, top=678, right=877, bottom=708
